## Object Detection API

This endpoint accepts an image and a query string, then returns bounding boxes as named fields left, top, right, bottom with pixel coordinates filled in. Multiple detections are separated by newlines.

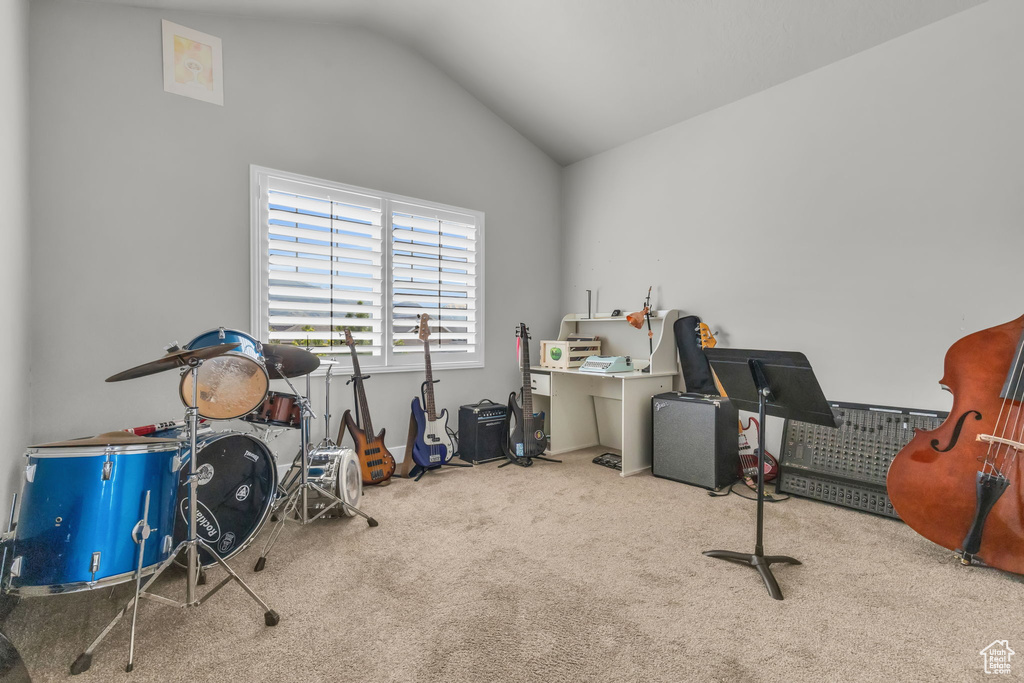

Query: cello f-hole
left=930, top=410, right=983, bottom=453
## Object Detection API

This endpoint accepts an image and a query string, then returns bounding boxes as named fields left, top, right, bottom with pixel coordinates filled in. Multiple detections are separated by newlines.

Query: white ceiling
left=89, top=0, right=988, bottom=165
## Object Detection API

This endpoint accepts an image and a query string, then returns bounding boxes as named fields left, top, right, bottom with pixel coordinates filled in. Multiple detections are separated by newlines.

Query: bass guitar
left=698, top=322, right=777, bottom=489
left=738, top=417, right=779, bottom=489
left=410, top=313, right=455, bottom=469
left=339, top=328, right=396, bottom=485
left=503, top=323, right=549, bottom=466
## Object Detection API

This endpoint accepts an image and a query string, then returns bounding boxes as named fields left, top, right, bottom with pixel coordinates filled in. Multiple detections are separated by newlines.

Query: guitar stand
left=701, top=350, right=835, bottom=601
left=254, top=366, right=378, bottom=573
left=497, top=453, right=561, bottom=468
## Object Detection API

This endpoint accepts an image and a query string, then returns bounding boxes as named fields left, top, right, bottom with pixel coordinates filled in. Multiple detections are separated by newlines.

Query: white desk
left=531, top=366, right=675, bottom=476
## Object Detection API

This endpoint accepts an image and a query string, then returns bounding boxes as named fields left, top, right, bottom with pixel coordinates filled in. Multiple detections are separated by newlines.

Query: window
left=251, top=166, right=484, bottom=371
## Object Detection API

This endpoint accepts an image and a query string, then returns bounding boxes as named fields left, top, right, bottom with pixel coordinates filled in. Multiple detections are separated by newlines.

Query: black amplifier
left=457, top=400, right=508, bottom=463
left=652, top=392, right=739, bottom=490
left=778, top=401, right=947, bottom=519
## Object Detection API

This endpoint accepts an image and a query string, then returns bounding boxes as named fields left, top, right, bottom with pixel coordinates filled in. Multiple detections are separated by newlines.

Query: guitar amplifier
left=457, top=400, right=508, bottom=463
left=652, top=392, right=739, bottom=490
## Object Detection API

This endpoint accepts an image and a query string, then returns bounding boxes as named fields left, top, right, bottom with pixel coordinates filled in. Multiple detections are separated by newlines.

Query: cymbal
left=263, top=344, right=321, bottom=379
left=105, top=343, right=241, bottom=383
left=32, top=431, right=182, bottom=448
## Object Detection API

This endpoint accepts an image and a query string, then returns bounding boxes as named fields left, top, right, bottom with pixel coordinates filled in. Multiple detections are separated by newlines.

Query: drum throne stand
left=254, top=363, right=377, bottom=572
left=72, top=358, right=279, bottom=675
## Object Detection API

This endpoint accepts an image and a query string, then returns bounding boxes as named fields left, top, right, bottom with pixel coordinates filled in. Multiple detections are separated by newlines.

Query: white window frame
left=250, top=165, right=485, bottom=373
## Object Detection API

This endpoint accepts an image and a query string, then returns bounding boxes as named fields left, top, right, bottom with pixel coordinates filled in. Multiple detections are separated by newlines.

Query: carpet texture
left=3, top=447, right=1021, bottom=682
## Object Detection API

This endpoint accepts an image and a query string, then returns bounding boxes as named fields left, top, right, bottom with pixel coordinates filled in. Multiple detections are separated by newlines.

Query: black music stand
left=701, top=348, right=835, bottom=600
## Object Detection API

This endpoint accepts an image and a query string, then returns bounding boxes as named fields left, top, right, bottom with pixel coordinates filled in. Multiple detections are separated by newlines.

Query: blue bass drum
left=179, top=328, right=269, bottom=420
left=6, top=433, right=182, bottom=596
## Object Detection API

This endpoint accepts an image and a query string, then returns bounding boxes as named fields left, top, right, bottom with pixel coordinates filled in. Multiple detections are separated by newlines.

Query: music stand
left=701, top=348, right=835, bottom=600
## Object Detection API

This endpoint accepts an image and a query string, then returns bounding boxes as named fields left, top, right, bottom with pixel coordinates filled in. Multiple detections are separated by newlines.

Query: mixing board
left=778, top=401, right=947, bottom=519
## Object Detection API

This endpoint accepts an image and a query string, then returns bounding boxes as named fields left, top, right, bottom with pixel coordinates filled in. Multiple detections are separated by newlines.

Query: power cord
left=708, top=481, right=790, bottom=502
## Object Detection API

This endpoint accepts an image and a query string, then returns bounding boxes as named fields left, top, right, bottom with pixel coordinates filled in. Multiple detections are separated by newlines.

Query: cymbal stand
left=315, top=362, right=337, bottom=449
left=254, top=365, right=377, bottom=572
left=71, top=358, right=279, bottom=676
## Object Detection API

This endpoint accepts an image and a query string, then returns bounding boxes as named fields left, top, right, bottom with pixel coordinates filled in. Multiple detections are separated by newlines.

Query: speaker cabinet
left=652, top=392, right=739, bottom=490
left=457, top=401, right=508, bottom=463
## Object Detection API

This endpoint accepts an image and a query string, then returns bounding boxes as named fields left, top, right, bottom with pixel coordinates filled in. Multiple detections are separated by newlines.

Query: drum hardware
left=75, top=348, right=279, bottom=675
left=126, top=489, right=151, bottom=673
left=253, top=356, right=378, bottom=573
left=315, top=360, right=338, bottom=450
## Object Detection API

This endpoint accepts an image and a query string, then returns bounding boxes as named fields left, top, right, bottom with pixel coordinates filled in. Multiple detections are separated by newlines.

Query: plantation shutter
left=262, top=176, right=384, bottom=361
left=390, top=201, right=479, bottom=364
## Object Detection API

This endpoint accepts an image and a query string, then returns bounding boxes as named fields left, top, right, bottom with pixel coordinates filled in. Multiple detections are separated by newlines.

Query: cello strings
left=987, top=329, right=1024, bottom=475
left=995, top=333, right=1024, bottom=472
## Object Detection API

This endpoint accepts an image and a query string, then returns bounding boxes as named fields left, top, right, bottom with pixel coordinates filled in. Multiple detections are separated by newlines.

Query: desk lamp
left=627, top=286, right=654, bottom=372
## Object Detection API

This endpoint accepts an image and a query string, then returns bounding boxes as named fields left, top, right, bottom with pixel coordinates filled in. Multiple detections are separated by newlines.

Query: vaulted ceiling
left=89, top=0, right=988, bottom=165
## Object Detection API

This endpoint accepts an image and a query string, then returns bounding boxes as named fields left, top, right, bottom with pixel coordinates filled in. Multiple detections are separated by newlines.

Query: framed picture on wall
left=162, top=20, right=224, bottom=106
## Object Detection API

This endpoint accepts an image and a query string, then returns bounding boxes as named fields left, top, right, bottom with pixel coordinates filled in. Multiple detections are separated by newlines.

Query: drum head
left=173, top=433, right=276, bottom=567
left=338, top=449, right=362, bottom=518
left=179, top=356, right=269, bottom=420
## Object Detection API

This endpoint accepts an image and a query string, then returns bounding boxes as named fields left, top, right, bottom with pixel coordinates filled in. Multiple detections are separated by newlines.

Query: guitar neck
left=521, top=332, right=533, bottom=428
left=423, top=338, right=437, bottom=421
left=348, top=343, right=374, bottom=437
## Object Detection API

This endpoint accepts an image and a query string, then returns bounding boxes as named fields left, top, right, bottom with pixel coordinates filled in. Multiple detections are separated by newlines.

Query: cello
left=887, top=314, right=1024, bottom=574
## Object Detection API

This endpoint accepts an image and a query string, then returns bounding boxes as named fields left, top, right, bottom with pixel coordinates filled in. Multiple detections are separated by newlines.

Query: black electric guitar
left=339, top=328, right=396, bottom=485
left=502, top=323, right=554, bottom=466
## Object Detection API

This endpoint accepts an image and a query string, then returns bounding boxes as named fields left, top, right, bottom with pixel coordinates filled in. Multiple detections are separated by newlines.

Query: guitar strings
left=984, top=326, right=1024, bottom=476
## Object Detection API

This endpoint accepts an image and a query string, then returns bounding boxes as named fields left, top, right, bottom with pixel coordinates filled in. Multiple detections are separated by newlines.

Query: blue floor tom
left=6, top=433, right=182, bottom=596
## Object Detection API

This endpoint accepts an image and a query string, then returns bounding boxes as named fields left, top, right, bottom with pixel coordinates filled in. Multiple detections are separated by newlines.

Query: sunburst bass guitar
left=339, top=328, right=396, bottom=485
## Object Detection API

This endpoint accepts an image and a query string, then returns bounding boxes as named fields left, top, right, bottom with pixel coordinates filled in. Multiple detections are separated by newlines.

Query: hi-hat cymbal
left=105, top=343, right=241, bottom=383
left=263, top=344, right=321, bottom=379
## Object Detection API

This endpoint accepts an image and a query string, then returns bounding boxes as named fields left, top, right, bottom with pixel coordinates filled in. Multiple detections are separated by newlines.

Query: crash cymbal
left=263, top=344, right=321, bottom=379
left=105, top=343, right=241, bottom=383
left=32, top=431, right=182, bottom=448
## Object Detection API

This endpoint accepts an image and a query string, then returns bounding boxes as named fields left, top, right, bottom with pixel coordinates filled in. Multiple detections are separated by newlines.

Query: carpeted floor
left=3, top=447, right=1021, bottom=682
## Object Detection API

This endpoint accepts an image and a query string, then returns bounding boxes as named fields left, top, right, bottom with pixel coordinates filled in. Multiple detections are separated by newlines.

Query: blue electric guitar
left=410, top=313, right=455, bottom=469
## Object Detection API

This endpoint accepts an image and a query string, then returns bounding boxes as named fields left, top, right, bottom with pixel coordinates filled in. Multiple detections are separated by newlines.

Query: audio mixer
left=778, top=401, right=947, bottom=519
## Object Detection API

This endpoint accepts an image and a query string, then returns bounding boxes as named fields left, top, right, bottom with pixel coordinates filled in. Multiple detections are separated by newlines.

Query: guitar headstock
left=697, top=322, right=717, bottom=349
left=417, top=313, right=432, bottom=342
left=516, top=323, right=530, bottom=340
left=343, top=328, right=355, bottom=348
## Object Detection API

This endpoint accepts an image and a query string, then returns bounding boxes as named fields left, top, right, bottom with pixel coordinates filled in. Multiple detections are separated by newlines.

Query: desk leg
left=620, top=377, right=671, bottom=476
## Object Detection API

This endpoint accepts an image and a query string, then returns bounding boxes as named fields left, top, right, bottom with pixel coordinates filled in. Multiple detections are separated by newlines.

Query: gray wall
left=562, top=0, right=1024, bottom=412
left=28, top=0, right=562, bottom=459
left=0, top=0, right=29, bottom=510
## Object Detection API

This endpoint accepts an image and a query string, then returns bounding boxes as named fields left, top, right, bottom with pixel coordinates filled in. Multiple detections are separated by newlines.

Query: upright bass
left=887, top=314, right=1024, bottom=574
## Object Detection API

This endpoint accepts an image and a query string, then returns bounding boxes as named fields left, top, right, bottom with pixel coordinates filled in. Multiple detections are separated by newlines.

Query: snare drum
left=305, top=447, right=361, bottom=518
left=243, top=391, right=302, bottom=429
left=179, top=328, right=269, bottom=420
left=7, top=434, right=182, bottom=596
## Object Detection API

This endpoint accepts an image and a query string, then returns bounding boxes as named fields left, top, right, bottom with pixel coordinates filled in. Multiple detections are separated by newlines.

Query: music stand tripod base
left=700, top=349, right=836, bottom=601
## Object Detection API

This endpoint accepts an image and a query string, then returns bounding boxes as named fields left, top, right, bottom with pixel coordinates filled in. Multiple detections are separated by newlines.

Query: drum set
left=0, top=328, right=377, bottom=675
